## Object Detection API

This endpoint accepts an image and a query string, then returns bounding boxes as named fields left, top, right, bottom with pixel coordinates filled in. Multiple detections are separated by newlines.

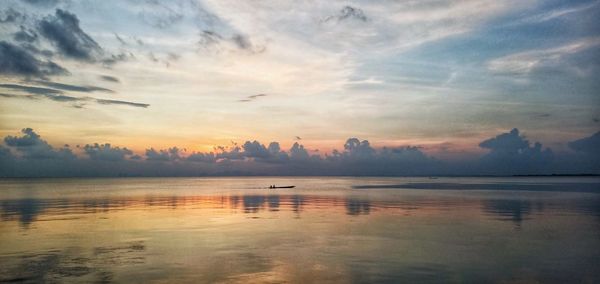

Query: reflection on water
left=482, top=199, right=533, bottom=226
left=0, top=177, right=599, bottom=283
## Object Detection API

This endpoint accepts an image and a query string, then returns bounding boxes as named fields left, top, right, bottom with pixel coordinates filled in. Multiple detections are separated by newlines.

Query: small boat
left=268, top=185, right=295, bottom=189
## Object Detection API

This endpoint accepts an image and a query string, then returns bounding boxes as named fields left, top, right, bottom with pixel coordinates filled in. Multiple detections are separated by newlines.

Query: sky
left=0, top=0, right=598, bottom=176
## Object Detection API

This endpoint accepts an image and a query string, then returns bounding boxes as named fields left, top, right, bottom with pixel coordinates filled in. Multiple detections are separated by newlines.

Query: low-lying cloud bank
left=0, top=128, right=598, bottom=177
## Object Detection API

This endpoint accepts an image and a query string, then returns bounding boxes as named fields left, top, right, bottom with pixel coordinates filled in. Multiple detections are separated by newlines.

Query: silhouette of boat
left=268, top=185, right=295, bottom=189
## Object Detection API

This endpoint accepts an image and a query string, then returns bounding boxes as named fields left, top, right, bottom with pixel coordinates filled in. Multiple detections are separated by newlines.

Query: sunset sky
left=0, top=0, right=599, bottom=171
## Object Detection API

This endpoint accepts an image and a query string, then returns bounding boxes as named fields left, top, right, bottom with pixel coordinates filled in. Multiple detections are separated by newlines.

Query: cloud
left=0, top=93, right=35, bottom=99
left=0, top=83, right=63, bottom=95
left=238, top=94, right=267, bottom=102
left=478, top=128, right=553, bottom=174
left=242, top=140, right=271, bottom=159
left=487, top=38, right=600, bottom=75
left=38, top=9, right=102, bottom=61
left=479, top=128, right=529, bottom=152
left=0, top=8, right=24, bottom=23
left=99, top=75, right=120, bottom=83
left=343, top=138, right=376, bottom=159
left=4, top=128, right=75, bottom=160
left=138, top=0, right=184, bottom=29
left=29, top=80, right=114, bottom=93
left=508, top=1, right=599, bottom=26
left=289, top=142, right=310, bottom=161
left=569, top=131, right=600, bottom=156
left=322, top=6, right=368, bottom=23
left=95, top=99, right=150, bottom=108
left=0, top=127, right=598, bottom=177
left=22, top=0, right=61, bottom=6
left=145, top=147, right=181, bottom=161
left=0, top=41, right=68, bottom=77
left=0, top=83, right=148, bottom=108
left=13, top=26, right=38, bottom=43
left=187, top=152, right=216, bottom=163
left=83, top=143, right=133, bottom=161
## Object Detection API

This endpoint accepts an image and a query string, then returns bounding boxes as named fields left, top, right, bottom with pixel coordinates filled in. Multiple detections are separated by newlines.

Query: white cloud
left=487, top=37, right=600, bottom=75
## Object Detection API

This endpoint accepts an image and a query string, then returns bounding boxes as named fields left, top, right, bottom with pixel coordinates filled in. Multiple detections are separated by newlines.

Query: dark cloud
left=0, top=93, right=32, bottom=99
left=22, top=0, right=60, bottom=6
left=323, top=6, right=368, bottom=23
left=289, top=142, right=310, bottom=161
left=480, top=128, right=529, bottom=152
left=13, top=26, right=38, bottom=43
left=187, top=152, right=216, bottom=163
left=0, top=83, right=84, bottom=103
left=343, top=138, right=376, bottom=159
left=146, top=147, right=181, bottom=161
left=30, top=80, right=114, bottom=93
left=242, top=141, right=271, bottom=159
left=0, top=83, right=62, bottom=95
left=1, top=128, right=598, bottom=177
left=478, top=128, right=553, bottom=174
left=4, top=128, right=75, bottom=160
left=215, top=145, right=244, bottom=161
left=99, top=75, right=120, bottom=83
left=83, top=143, right=133, bottom=161
left=95, top=99, right=150, bottom=108
left=569, top=131, right=600, bottom=156
left=38, top=9, right=102, bottom=61
left=0, top=83, right=148, bottom=108
left=0, top=41, right=68, bottom=77
left=44, top=94, right=84, bottom=102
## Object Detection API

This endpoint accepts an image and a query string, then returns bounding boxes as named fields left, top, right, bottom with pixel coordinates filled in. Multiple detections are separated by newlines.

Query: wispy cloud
left=0, top=83, right=148, bottom=108
left=238, top=93, right=267, bottom=102
left=95, top=99, right=149, bottom=108
left=28, top=80, right=114, bottom=93
left=487, top=37, right=600, bottom=75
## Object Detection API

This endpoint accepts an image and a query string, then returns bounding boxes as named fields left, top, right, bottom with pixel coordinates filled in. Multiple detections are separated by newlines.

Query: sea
left=0, top=177, right=599, bottom=283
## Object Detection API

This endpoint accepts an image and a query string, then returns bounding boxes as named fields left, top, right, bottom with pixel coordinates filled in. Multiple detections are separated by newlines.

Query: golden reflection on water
left=0, top=177, right=599, bottom=283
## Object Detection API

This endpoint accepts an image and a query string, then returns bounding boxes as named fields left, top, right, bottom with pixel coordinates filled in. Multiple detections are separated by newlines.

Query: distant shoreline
left=0, top=174, right=599, bottom=179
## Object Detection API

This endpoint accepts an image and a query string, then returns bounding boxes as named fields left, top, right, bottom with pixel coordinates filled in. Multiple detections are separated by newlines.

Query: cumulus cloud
left=0, top=8, right=24, bottom=23
left=569, top=131, right=600, bottom=156
left=4, top=128, right=74, bottom=160
left=0, top=41, right=68, bottom=77
left=187, top=152, right=216, bottom=163
left=0, top=128, right=598, bottom=177
left=83, top=143, right=133, bottom=161
left=478, top=128, right=553, bottom=174
left=289, top=142, right=310, bottom=161
left=13, top=26, right=38, bottom=43
left=146, top=147, right=181, bottom=161
left=38, top=9, right=102, bottom=61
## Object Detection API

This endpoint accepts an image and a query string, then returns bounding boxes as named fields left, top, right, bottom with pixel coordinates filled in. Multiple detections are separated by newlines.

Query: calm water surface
left=0, top=177, right=599, bottom=283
